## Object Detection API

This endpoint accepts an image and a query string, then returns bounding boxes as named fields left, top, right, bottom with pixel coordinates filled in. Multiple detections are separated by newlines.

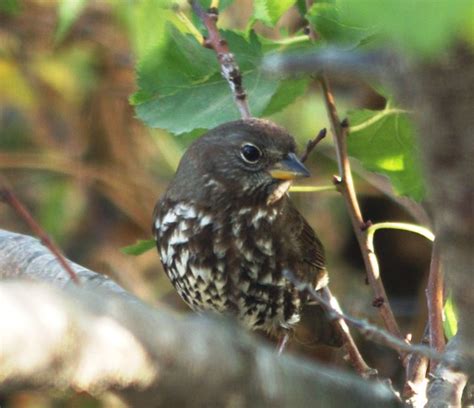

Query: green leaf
left=136, top=71, right=279, bottom=134
left=306, top=2, right=374, bottom=48
left=126, top=0, right=186, bottom=60
left=338, top=0, right=473, bottom=57
left=252, top=0, right=295, bottom=27
left=55, top=0, right=89, bottom=43
left=443, top=295, right=458, bottom=339
left=347, top=103, right=425, bottom=201
left=135, top=24, right=217, bottom=101
left=121, top=239, right=156, bottom=256
left=133, top=24, right=297, bottom=134
left=262, top=78, right=309, bottom=116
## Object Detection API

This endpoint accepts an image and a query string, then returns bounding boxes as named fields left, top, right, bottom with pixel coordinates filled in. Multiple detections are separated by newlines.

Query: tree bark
left=0, top=229, right=401, bottom=407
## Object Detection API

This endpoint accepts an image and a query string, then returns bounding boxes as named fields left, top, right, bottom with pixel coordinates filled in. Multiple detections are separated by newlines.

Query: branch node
left=341, top=118, right=350, bottom=128
left=332, top=175, right=342, bottom=185
left=372, top=297, right=385, bottom=308
left=207, top=7, right=219, bottom=17
left=361, top=219, right=373, bottom=231
left=203, top=37, right=213, bottom=49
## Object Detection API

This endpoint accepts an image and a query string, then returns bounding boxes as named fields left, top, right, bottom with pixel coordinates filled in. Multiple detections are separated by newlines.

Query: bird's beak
left=269, top=153, right=311, bottom=180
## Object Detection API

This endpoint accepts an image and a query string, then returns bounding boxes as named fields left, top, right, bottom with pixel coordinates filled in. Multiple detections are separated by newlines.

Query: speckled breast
left=153, top=200, right=302, bottom=332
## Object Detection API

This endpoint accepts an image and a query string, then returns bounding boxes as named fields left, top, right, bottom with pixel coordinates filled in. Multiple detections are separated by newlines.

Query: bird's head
left=166, top=119, right=310, bottom=206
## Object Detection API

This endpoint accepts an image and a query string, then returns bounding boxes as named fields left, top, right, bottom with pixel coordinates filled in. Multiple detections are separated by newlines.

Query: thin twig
left=300, top=128, right=327, bottom=163
left=321, top=287, right=378, bottom=379
left=0, top=186, right=80, bottom=285
left=189, top=0, right=251, bottom=119
left=319, top=77, right=403, bottom=351
left=284, top=269, right=444, bottom=363
left=426, top=239, right=445, bottom=372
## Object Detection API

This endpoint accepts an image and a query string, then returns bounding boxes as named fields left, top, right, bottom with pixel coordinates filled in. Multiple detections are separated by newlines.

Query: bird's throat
left=266, top=180, right=292, bottom=205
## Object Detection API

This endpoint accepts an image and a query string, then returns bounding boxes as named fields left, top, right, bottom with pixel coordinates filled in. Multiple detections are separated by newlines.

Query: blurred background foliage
left=1, top=0, right=471, bottom=406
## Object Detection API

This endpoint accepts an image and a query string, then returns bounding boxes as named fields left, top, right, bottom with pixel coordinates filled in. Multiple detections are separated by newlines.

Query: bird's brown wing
left=284, top=199, right=328, bottom=290
left=284, top=200, right=342, bottom=347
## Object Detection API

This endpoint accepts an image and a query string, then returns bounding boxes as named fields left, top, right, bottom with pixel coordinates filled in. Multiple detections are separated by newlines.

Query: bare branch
left=0, top=186, right=80, bottom=284
left=318, top=78, right=403, bottom=348
left=189, top=0, right=251, bottom=119
left=284, top=269, right=444, bottom=364
left=0, top=229, right=402, bottom=407
left=426, top=240, right=446, bottom=372
left=320, top=287, right=378, bottom=379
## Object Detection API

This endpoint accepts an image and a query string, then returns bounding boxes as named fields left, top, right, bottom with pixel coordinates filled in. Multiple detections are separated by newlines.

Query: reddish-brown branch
left=318, top=76, right=403, bottom=350
left=299, top=129, right=374, bottom=377
left=300, top=128, right=327, bottom=163
left=426, top=240, right=445, bottom=372
left=190, top=0, right=251, bottom=119
left=0, top=187, right=80, bottom=285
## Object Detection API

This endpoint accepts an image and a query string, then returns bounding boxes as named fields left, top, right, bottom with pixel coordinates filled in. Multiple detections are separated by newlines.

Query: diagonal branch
left=300, top=129, right=376, bottom=379
left=321, top=287, right=377, bottom=379
left=318, top=76, right=403, bottom=351
left=0, top=186, right=80, bottom=285
left=189, top=0, right=251, bottom=119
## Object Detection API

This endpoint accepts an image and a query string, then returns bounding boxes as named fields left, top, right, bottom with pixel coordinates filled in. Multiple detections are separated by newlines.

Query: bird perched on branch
left=153, top=118, right=340, bottom=346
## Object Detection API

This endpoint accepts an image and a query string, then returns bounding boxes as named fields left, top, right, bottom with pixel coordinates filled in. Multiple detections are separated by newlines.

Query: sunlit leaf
left=126, top=0, right=184, bottom=59
left=252, top=0, right=295, bottom=27
left=347, top=102, right=425, bottom=201
left=121, top=239, right=156, bottom=255
left=338, top=0, right=473, bottom=57
left=55, top=0, right=89, bottom=43
left=306, top=1, right=374, bottom=48
left=443, top=295, right=458, bottom=339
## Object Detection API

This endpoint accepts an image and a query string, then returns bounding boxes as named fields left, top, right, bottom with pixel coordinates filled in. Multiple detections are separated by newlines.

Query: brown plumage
left=153, top=118, right=340, bottom=344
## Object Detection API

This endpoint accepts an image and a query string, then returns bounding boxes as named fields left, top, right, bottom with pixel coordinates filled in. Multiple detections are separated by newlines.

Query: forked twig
left=189, top=0, right=251, bottom=119
left=300, top=128, right=327, bottom=163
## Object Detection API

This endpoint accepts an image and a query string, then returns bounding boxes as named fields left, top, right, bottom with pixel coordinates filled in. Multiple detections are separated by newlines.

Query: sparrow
left=153, top=118, right=339, bottom=344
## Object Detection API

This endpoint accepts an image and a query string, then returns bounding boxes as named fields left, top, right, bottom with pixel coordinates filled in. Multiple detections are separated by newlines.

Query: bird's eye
left=240, top=143, right=262, bottom=164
